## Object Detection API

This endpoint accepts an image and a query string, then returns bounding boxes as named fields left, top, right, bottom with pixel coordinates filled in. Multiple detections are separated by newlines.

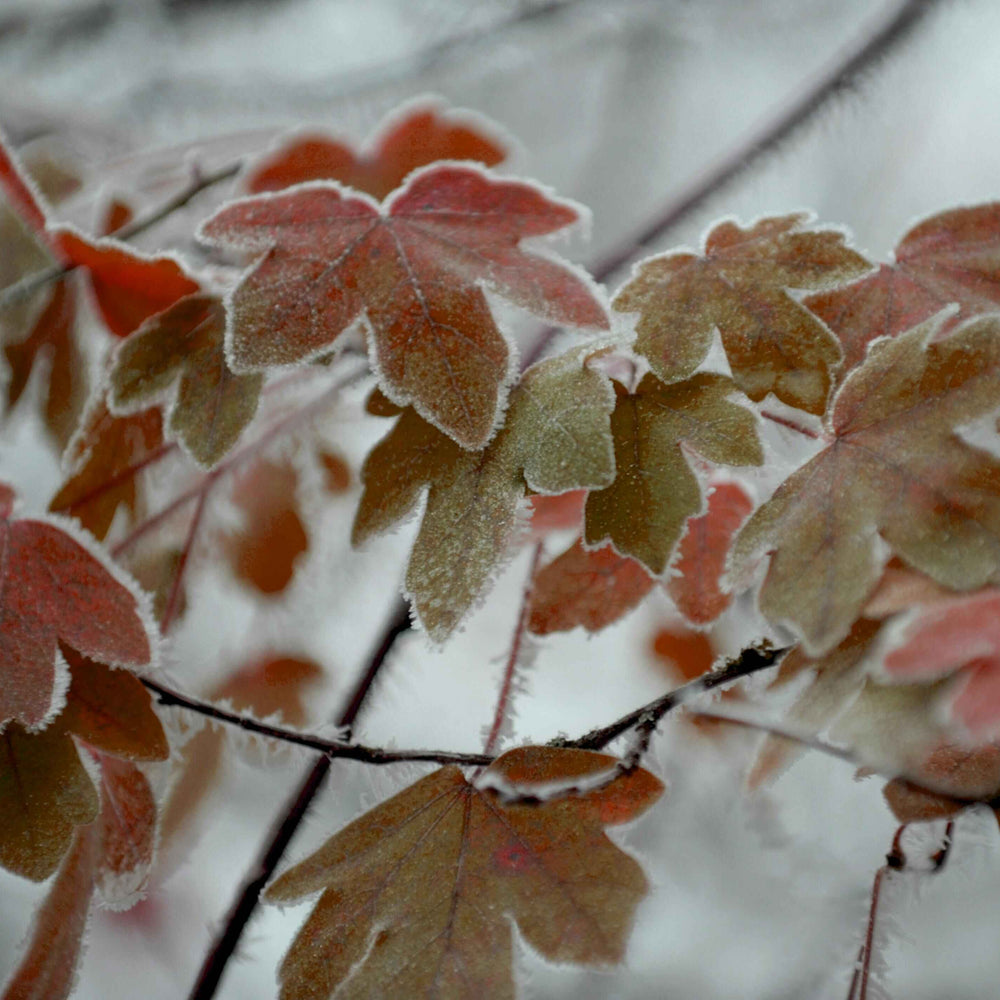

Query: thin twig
left=0, top=160, right=242, bottom=312
left=186, top=597, right=411, bottom=1000
left=158, top=473, right=215, bottom=633
left=570, top=642, right=786, bottom=750
left=483, top=541, right=544, bottom=757
left=847, top=825, right=907, bottom=1000
left=141, top=672, right=491, bottom=768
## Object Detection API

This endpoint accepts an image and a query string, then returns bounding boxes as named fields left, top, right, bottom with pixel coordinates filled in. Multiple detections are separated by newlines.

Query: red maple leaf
left=0, top=485, right=155, bottom=731
left=245, top=102, right=507, bottom=200
left=200, top=164, right=608, bottom=448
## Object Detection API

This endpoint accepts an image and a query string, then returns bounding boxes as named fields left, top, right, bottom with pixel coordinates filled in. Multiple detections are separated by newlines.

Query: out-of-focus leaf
left=246, top=103, right=507, bottom=200
left=226, top=458, right=308, bottom=596
left=528, top=540, right=653, bottom=634
left=200, top=164, right=607, bottom=449
left=49, top=401, right=165, bottom=541
left=615, top=214, right=869, bottom=414
left=748, top=620, right=879, bottom=789
left=266, top=746, right=663, bottom=1000
left=734, top=314, right=1000, bottom=656
left=879, top=588, right=1000, bottom=738
left=667, top=480, right=753, bottom=626
left=158, top=655, right=322, bottom=850
left=883, top=741, right=1000, bottom=823
left=353, top=346, right=616, bottom=639
left=4, top=279, right=87, bottom=448
left=109, top=293, right=262, bottom=467
left=807, top=203, right=1000, bottom=382
left=585, top=374, right=761, bottom=576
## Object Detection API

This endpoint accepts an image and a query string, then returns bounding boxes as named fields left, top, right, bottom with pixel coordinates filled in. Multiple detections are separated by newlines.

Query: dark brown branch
left=0, top=159, right=242, bottom=312
left=186, top=597, right=411, bottom=1000
left=569, top=642, right=786, bottom=750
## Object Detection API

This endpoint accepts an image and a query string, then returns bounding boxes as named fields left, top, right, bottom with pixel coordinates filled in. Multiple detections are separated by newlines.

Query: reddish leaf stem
left=847, top=825, right=906, bottom=1000
left=483, top=542, right=544, bottom=757
left=760, top=409, right=821, bottom=439
left=158, top=472, right=216, bottom=633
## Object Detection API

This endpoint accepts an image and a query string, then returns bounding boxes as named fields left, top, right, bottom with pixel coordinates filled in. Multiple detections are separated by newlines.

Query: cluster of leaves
left=5, top=96, right=1000, bottom=999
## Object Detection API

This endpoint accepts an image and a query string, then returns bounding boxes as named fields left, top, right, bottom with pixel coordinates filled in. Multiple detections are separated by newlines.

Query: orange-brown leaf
left=109, top=292, right=262, bottom=467
left=200, top=164, right=607, bottom=448
left=734, top=314, right=1000, bottom=655
left=529, top=540, right=654, bottom=634
left=615, top=214, right=870, bottom=414
left=94, top=754, right=157, bottom=906
left=806, top=204, right=1000, bottom=382
left=49, top=401, right=165, bottom=541
left=246, top=103, right=507, bottom=200
left=266, top=746, right=663, bottom=1000
left=226, top=459, right=308, bottom=595
left=883, top=741, right=1000, bottom=823
left=3, top=278, right=87, bottom=448
left=159, top=654, right=322, bottom=848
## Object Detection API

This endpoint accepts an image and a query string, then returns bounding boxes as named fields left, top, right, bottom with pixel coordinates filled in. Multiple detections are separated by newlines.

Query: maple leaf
left=584, top=373, right=762, bottom=576
left=109, top=292, right=263, bottom=467
left=2, top=749, right=159, bottom=996
left=614, top=214, right=870, bottom=414
left=0, top=722, right=99, bottom=881
left=733, top=313, right=1000, bottom=655
left=806, top=203, right=1000, bottom=381
left=245, top=102, right=507, bottom=200
left=528, top=540, right=653, bottom=635
left=666, top=480, right=753, bottom=626
left=353, top=345, right=616, bottom=639
left=266, top=746, right=663, bottom=1000
left=0, top=491, right=156, bottom=730
left=199, top=164, right=608, bottom=449
left=49, top=400, right=165, bottom=541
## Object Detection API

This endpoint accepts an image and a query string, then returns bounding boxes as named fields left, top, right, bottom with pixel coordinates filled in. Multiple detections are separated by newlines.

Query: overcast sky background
left=2, top=1, right=1000, bottom=998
